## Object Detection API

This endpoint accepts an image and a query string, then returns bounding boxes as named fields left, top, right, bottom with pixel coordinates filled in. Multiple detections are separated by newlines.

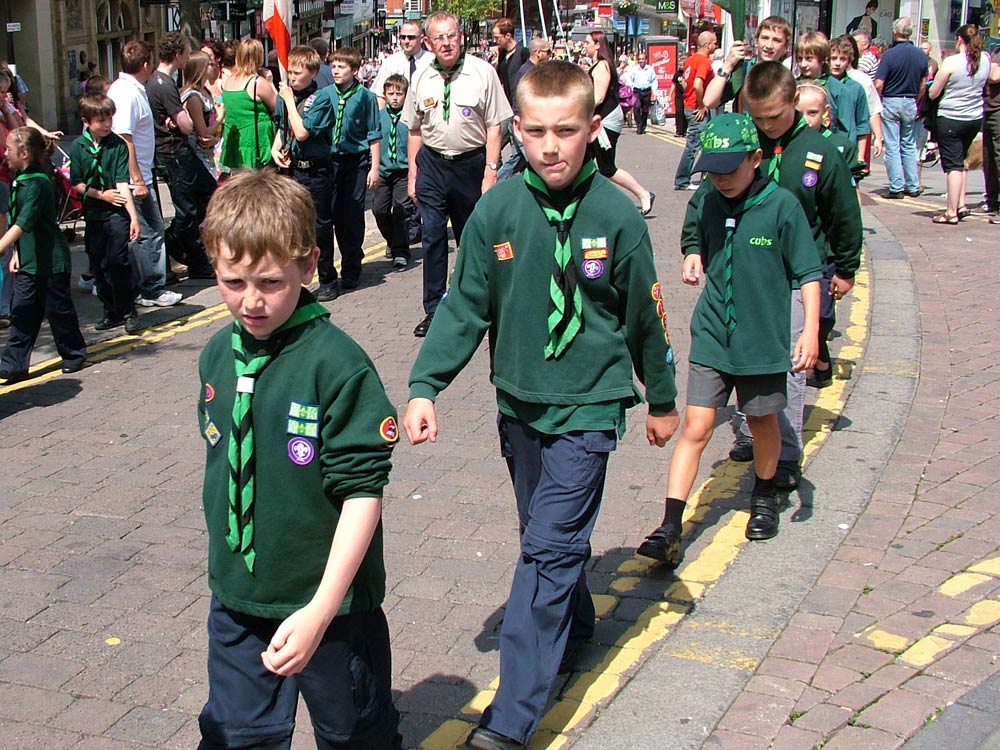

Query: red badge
left=204, top=383, right=215, bottom=403
left=494, top=242, right=514, bottom=261
left=380, top=417, right=400, bottom=443
left=651, top=282, right=663, bottom=301
left=656, top=300, right=665, bottom=318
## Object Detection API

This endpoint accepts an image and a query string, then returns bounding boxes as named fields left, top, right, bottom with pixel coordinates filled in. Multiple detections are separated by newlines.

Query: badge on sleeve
left=582, top=259, right=605, bottom=279
left=494, top=241, right=514, bottom=261
left=380, top=417, right=400, bottom=443
left=804, top=151, right=823, bottom=171
left=651, top=282, right=663, bottom=301
left=204, top=383, right=215, bottom=403
left=802, top=171, right=818, bottom=188
left=287, top=437, right=316, bottom=466
left=203, top=409, right=222, bottom=447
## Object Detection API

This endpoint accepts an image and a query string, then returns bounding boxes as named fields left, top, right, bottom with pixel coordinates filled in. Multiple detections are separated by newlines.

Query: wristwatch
left=487, top=161, right=500, bottom=171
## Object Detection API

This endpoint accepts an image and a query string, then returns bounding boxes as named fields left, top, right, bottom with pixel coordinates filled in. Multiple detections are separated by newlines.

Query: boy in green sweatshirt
left=404, top=60, right=679, bottom=750
left=196, top=170, right=402, bottom=750
left=639, top=114, right=822, bottom=565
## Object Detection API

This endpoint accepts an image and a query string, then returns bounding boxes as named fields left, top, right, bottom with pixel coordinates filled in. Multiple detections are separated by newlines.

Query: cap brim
left=693, top=150, right=748, bottom=175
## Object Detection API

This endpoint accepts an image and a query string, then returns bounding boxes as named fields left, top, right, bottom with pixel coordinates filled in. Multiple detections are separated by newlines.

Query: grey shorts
left=687, top=362, right=787, bottom=416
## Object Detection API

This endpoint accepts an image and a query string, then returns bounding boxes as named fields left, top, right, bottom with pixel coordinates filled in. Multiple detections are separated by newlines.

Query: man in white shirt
left=107, top=40, right=182, bottom=307
left=628, top=52, right=658, bottom=134
left=371, top=21, right=431, bottom=109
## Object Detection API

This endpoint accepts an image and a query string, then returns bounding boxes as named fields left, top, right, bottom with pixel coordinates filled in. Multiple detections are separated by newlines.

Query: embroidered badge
left=584, top=248, right=609, bottom=260
left=204, top=383, right=215, bottom=403
left=802, top=170, right=818, bottom=188
left=380, top=416, right=400, bottom=443
left=656, top=299, right=665, bottom=318
left=806, top=151, right=824, bottom=164
left=423, top=97, right=436, bottom=108
left=804, top=159, right=822, bottom=171
left=494, top=241, right=514, bottom=261
left=287, top=419, right=320, bottom=438
left=289, top=402, right=320, bottom=421
left=204, top=415, right=222, bottom=447
left=582, top=259, right=605, bottom=279
left=581, top=236, right=608, bottom=252
left=651, top=282, right=663, bottom=301
left=665, top=345, right=675, bottom=365
left=288, top=437, right=316, bottom=466
left=461, top=106, right=473, bottom=117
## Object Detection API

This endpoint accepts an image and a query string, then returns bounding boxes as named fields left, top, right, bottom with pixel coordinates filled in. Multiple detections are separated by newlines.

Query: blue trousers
left=198, top=598, right=402, bottom=750
left=414, top=147, right=483, bottom=315
left=1, top=272, right=86, bottom=373
left=481, top=415, right=616, bottom=744
left=86, top=213, right=135, bottom=321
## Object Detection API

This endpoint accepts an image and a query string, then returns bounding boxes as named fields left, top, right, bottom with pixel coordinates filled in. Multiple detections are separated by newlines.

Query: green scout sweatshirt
left=198, top=297, right=398, bottom=619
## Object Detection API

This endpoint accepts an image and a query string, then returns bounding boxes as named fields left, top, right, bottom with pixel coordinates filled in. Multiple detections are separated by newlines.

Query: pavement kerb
left=564, top=205, right=922, bottom=750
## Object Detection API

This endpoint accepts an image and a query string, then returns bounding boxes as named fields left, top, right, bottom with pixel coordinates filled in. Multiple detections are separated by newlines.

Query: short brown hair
left=744, top=60, right=797, bottom=104
left=830, top=34, right=859, bottom=65
left=757, top=16, right=792, bottom=44
left=493, top=18, right=515, bottom=36
left=383, top=73, right=408, bottom=95
left=330, top=46, right=361, bottom=71
left=78, top=93, right=116, bottom=121
left=515, top=60, right=593, bottom=117
left=796, top=31, right=831, bottom=68
left=202, top=171, right=316, bottom=267
left=158, top=32, right=189, bottom=64
left=121, top=40, right=154, bottom=74
left=288, top=45, right=321, bottom=72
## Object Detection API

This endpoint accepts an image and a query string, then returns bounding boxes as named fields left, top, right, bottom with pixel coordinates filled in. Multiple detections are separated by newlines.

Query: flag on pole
left=263, top=0, right=294, bottom=82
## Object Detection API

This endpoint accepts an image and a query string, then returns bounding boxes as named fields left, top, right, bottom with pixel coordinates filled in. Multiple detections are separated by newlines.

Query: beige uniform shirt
left=403, top=54, right=512, bottom=156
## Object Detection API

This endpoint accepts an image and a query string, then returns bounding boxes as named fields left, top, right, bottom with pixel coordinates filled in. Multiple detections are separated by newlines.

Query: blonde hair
left=181, top=52, right=211, bottom=95
left=202, top=171, right=316, bottom=267
left=233, top=39, right=265, bottom=78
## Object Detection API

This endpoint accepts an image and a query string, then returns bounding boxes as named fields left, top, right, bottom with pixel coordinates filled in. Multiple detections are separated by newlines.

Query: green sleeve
left=68, top=140, right=85, bottom=187
left=321, top=364, right=397, bottom=501
left=779, top=195, right=824, bottom=287
left=817, top=149, right=863, bottom=279
left=109, top=140, right=130, bottom=184
left=616, top=231, right=678, bottom=413
left=408, top=211, right=492, bottom=401
left=363, top=90, right=381, bottom=144
left=303, top=90, right=334, bottom=133
left=681, top=182, right=712, bottom=256
left=14, top=180, right=41, bottom=233
left=854, top=86, right=871, bottom=136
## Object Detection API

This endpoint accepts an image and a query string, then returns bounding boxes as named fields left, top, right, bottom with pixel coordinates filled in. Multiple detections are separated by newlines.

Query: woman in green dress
left=220, top=39, right=277, bottom=171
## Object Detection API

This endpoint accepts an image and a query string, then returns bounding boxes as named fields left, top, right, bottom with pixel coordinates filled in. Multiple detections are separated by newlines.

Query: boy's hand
left=261, top=603, right=330, bottom=677
left=830, top=274, right=854, bottom=300
left=129, top=220, right=140, bottom=241
left=681, top=254, right=703, bottom=285
left=792, top=332, right=819, bottom=372
left=100, top=188, right=127, bottom=206
left=9, top=251, right=18, bottom=273
left=277, top=82, right=296, bottom=106
left=132, top=183, right=149, bottom=199
left=404, top=398, right=438, bottom=444
left=647, top=410, right=680, bottom=447
left=366, top=165, right=379, bottom=190
left=725, top=41, right=747, bottom=72
left=271, top=147, right=291, bottom=169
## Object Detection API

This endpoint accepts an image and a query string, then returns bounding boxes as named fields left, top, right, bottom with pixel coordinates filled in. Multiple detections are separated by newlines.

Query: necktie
left=409, top=55, right=417, bottom=81
left=226, top=300, right=329, bottom=573
left=333, top=79, right=362, bottom=149
left=523, top=160, right=598, bottom=359
left=767, top=116, right=807, bottom=183
left=387, top=107, right=402, bottom=162
left=432, top=55, right=464, bottom=123
left=719, top=180, right=779, bottom=338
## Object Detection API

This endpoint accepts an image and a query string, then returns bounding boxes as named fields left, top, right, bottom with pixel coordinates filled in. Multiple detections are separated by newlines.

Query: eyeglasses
left=430, top=32, right=459, bottom=42
left=399, top=34, right=419, bottom=40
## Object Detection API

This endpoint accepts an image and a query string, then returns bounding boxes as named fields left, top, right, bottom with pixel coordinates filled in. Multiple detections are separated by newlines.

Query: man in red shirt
left=674, top=30, right=718, bottom=190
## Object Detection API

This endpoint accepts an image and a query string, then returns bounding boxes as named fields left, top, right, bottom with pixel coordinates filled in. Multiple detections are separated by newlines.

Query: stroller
left=51, top=144, right=84, bottom=243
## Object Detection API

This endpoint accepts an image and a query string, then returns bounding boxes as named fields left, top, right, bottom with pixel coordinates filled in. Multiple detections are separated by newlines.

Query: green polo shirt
left=378, top=107, right=409, bottom=176
left=9, top=168, right=71, bottom=276
left=274, top=83, right=335, bottom=162
left=69, top=130, right=130, bottom=222
left=327, top=80, right=381, bottom=156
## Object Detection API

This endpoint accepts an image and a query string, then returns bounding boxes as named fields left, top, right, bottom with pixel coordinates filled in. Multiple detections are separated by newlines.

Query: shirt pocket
left=453, top=96, right=481, bottom=119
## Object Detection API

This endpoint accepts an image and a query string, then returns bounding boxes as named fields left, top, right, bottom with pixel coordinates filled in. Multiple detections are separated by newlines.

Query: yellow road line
left=418, top=254, right=873, bottom=749
left=0, top=239, right=389, bottom=397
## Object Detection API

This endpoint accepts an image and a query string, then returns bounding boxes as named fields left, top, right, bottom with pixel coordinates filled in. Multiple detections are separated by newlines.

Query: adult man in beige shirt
left=404, top=11, right=511, bottom=337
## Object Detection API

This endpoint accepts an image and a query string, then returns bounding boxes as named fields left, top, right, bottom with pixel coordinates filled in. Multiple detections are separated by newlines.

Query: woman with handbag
left=220, top=40, right=277, bottom=171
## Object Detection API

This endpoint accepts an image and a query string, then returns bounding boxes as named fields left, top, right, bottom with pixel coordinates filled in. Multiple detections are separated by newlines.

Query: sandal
left=957, top=206, right=971, bottom=220
left=641, top=191, right=656, bottom=217
left=932, top=213, right=959, bottom=225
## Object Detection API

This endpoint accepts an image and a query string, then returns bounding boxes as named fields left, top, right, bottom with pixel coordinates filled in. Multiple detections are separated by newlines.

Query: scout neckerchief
left=282, top=81, right=318, bottom=150
left=227, top=300, right=328, bottom=573
left=432, top=54, right=465, bottom=123
left=387, top=106, right=403, bottom=162
left=718, top=175, right=779, bottom=339
left=8, top=169, right=48, bottom=225
left=333, top=78, right=362, bottom=148
left=82, top=129, right=105, bottom=195
left=766, top=116, right=808, bottom=183
left=523, top=159, right=598, bottom=359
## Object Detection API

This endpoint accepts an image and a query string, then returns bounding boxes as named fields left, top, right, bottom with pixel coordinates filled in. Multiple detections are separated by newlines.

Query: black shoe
left=904, top=188, right=924, bottom=198
left=641, top=191, right=656, bottom=217
left=746, top=494, right=780, bottom=540
left=124, top=314, right=142, bottom=335
left=808, top=366, right=833, bottom=389
left=636, top=522, right=682, bottom=567
left=340, top=278, right=359, bottom=291
left=463, top=726, right=524, bottom=750
left=94, top=317, right=124, bottom=331
left=61, top=360, right=85, bottom=374
left=393, top=256, right=408, bottom=270
left=729, top=436, right=754, bottom=462
left=414, top=313, right=434, bottom=337
left=316, top=283, right=339, bottom=302
left=165, top=271, right=182, bottom=286
left=885, top=191, right=904, bottom=199
left=773, top=460, right=801, bottom=491
left=0, top=369, right=29, bottom=383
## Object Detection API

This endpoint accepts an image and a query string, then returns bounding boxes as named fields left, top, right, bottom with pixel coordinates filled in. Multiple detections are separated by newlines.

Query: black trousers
left=633, top=88, right=652, bottom=133
left=328, top=152, right=370, bottom=286
left=157, top=151, right=216, bottom=276
left=372, top=170, right=413, bottom=260
left=414, top=147, right=484, bottom=315
left=291, top=162, right=336, bottom=284
left=1, top=271, right=86, bottom=373
left=86, top=213, right=135, bottom=321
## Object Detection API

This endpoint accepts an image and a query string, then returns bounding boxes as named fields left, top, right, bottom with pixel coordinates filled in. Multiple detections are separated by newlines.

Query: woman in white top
left=928, top=24, right=990, bottom=224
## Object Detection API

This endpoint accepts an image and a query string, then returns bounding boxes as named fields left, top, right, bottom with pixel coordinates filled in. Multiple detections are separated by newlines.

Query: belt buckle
left=442, top=152, right=457, bottom=161
left=297, top=159, right=312, bottom=169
